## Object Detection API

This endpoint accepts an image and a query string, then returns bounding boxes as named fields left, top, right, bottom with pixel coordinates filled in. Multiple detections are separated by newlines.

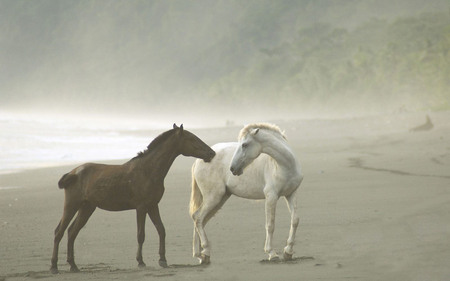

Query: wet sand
left=1, top=112, right=450, bottom=281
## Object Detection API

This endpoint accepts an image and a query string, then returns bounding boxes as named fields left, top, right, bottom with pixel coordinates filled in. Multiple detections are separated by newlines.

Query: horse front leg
left=136, top=207, right=147, bottom=267
left=283, top=190, right=299, bottom=260
left=148, top=205, right=168, bottom=268
left=264, top=193, right=279, bottom=260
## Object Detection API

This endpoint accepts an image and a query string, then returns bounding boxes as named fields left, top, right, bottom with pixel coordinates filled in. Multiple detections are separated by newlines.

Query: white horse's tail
left=189, top=162, right=203, bottom=217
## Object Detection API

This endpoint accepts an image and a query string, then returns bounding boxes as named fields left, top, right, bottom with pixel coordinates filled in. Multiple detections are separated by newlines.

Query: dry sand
left=1, top=112, right=449, bottom=281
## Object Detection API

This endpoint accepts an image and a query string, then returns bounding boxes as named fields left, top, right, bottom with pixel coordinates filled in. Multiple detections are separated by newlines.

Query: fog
left=2, top=3, right=450, bottom=278
left=1, top=0, right=449, bottom=126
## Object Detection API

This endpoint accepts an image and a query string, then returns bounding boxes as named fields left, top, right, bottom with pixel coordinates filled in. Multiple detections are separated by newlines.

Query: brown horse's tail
left=189, top=162, right=203, bottom=217
left=58, top=173, right=77, bottom=189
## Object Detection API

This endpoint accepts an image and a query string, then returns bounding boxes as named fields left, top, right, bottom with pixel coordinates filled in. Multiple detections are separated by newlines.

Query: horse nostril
left=230, top=167, right=234, bottom=173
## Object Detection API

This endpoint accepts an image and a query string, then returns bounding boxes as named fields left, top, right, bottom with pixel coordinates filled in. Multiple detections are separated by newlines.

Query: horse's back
left=59, top=162, right=123, bottom=190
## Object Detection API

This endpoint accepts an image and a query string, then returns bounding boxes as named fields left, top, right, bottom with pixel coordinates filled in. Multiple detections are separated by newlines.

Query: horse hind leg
left=192, top=203, right=213, bottom=265
left=192, top=227, right=201, bottom=259
left=66, top=203, right=96, bottom=272
left=283, top=191, right=299, bottom=261
left=192, top=192, right=230, bottom=264
left=50, top=201, right=79, bottom=273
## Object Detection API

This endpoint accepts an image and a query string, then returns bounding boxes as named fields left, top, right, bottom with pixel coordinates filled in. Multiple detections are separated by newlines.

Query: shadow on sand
left=259, top=256, right=315, bottom=265
left=169, top=263, right=205, bottom=268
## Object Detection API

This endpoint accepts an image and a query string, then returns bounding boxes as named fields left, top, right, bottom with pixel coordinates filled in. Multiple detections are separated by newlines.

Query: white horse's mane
left=238, top=123, right=286, bottom=140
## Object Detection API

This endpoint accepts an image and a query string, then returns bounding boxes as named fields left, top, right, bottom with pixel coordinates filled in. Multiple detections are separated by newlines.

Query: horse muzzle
left=230, top=166, right=243, bottom=176
left=203, top=150, right=216, bottom=163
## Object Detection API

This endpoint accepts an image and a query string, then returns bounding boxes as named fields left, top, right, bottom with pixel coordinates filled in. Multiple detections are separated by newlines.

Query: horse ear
left=252, top=128, right=260, bottom=135
left=180, top=124, right=184, bottom=132
left=173, top=123, right=178, bottom=129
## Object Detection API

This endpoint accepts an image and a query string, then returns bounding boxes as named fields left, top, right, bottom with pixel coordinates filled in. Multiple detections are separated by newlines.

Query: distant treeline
left=1, top=1, right=449, bottom=114
left=202, top=11, right=450, bottom=112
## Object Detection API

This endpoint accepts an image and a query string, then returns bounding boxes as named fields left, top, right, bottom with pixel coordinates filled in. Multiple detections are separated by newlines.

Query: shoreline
left=1, top=110, right=447, bottom=177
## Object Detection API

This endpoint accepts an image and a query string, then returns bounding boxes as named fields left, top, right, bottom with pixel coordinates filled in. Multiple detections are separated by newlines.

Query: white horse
left=190, top=123, right=303, bottom=264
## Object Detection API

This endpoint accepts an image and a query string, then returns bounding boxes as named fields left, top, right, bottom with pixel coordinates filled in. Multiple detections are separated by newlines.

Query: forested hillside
left=1, top=0, right=449, bottom=115
left=207, top=11, right=450, bottom=113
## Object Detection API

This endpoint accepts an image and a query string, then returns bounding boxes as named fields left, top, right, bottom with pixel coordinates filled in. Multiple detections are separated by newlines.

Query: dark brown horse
left=50, top=124, right=215, bottom=274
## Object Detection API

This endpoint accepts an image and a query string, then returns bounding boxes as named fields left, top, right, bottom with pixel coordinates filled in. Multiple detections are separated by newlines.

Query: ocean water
left=0, top=113, right=166, bottom=175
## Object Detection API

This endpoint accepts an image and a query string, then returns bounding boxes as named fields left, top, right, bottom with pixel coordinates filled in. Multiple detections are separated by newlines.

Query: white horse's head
left=230, top=128, right=262, bottom=176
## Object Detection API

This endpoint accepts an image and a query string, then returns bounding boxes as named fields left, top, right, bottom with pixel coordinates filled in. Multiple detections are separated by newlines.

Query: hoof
left=138, top=262, right=146, bottom=268
left=69, top=265, right=80, bottom=273
left=283, top=252, right=293, bottom=261
left=199, top=254, right=210, bottom=265
left=159, top=260, right=168, bottom=268
left=50, top=266, right=59, bottom=274
left=269, top=255, right=281, bottom=262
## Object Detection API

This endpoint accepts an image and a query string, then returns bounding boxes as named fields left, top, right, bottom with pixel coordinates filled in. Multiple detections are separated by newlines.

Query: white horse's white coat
left=190, top=123, right=303, bottom=263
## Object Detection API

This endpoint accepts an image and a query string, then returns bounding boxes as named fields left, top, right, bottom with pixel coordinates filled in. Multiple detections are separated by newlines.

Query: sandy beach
left=1, top=112, right=450, bottom=281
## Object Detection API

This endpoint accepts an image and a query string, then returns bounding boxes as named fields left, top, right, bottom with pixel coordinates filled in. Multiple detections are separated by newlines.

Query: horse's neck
left=137, top=141, right=180, bottom=180
left=261, top=135, right=298, bottom=173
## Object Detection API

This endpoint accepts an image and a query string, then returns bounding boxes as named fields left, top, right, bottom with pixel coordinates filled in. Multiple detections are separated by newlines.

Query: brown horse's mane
left=132, top=129, right=177, bottom=160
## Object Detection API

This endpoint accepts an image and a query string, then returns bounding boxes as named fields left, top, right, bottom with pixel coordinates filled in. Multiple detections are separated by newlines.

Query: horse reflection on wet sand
left=50, top=124, right=215, bottom=274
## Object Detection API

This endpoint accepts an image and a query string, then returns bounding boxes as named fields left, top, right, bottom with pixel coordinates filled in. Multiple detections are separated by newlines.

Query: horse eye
left=242, top=143, right=248, bottom=148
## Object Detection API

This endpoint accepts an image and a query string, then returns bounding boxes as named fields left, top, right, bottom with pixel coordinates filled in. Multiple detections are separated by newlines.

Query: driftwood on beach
left=410, top=114, right=433, bottom=132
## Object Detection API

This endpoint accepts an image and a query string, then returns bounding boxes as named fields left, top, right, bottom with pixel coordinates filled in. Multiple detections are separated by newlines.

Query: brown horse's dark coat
left=50, top=124, right=215, bottom=274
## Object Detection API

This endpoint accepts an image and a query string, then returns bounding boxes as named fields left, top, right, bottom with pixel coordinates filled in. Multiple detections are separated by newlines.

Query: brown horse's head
left=173, top=124, right=215, bottom=162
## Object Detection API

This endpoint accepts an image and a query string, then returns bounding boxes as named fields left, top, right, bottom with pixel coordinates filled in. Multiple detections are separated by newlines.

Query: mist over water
left=1, top=0, right=449, bottom=172
left=0, top=111, right=157, bottom=174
